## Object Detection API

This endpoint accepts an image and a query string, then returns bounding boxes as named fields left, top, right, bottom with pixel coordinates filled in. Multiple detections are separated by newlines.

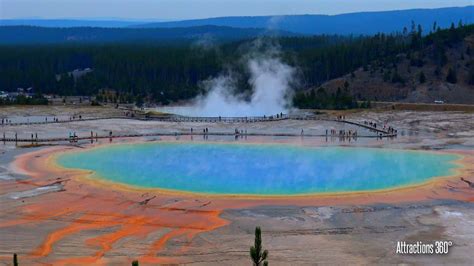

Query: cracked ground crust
left=0, top=107, right=473, bottom=265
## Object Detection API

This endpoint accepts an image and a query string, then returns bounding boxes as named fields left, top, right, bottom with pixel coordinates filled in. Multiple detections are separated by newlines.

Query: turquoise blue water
left=56, top=143, right=460, bottom=195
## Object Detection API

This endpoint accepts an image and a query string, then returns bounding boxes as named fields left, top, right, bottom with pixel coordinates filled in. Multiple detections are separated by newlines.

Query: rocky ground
left=0, top=105, right=473, bottom=265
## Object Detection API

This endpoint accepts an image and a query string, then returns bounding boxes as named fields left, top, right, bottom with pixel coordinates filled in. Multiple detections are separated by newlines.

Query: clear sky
left=1, top=0, right=473, bottom=20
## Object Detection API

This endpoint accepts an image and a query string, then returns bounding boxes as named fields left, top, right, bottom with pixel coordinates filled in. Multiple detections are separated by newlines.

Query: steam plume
left=159, top=42, right=297, bottom=117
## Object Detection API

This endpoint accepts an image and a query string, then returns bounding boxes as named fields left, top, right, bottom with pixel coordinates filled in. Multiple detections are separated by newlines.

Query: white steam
left=158, top=47, right=296, bottom=117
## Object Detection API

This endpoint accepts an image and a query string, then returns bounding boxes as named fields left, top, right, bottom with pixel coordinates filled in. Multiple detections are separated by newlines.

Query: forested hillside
left=297, top=23, right=474, bottom=105
left=0, top=25, right=295, bottom=44
left=0, top=23, right=472, bottom=106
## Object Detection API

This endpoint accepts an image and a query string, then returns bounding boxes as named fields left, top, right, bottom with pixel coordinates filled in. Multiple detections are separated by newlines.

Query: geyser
left=157, top=44, right=296, bottom=117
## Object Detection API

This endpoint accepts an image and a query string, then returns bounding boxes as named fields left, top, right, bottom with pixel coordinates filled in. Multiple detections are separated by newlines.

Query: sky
left=1, top=0, right=473, bottom=20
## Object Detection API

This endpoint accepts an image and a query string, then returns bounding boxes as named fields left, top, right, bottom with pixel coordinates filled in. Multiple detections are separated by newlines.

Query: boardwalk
left=0, top=116, right=133, bottom=127
left=2, top=131, right=397, bottom=143
left=1, top=114, right=397, bottom=143
left=1, top=114, right=288, bottom=126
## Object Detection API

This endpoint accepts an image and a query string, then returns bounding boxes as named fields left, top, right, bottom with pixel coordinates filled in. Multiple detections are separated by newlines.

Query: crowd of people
left=1, top=118, right=12, bottom=125
left=1, top=115, right=80, bottom=125
left=364, top=120, right=378, bottom=129
left=326, top=129, right=358, bottom=137
left=383, top=125, right=397, bottom=134
left=363, top=120, right=397, bottom=135
left=2, top=112, right=398, bottom=145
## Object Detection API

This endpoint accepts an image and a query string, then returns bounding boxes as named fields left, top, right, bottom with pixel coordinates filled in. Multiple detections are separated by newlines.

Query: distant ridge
left=131, top=6, right=474, bottom=35
left=0, top=19, right=145, bottom=28
left=1, top=6, right=472, bottom=44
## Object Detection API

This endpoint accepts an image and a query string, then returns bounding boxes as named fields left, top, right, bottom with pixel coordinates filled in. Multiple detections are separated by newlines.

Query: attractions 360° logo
left=396, top=241, right=453, bottom=255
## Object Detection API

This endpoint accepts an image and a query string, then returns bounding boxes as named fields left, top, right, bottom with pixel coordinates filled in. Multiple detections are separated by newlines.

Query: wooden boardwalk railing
left=145, top=115, right=289, bottom=123
left=1, top=114, right=397, bottom=143
left=0, top=116, right=136, bottom=127
left=1, top=131, right=396, bottom=143
left=0, top=114, right=289, bottom=126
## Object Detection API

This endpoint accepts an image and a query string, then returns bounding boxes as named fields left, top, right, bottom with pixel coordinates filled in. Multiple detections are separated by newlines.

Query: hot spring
left=56, top=143, right=460, bottom=196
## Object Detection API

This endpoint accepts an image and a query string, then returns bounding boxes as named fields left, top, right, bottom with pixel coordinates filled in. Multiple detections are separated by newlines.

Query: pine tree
left=391, top=71, right=405, bottom=84
left=131, top=260, right=139, bottom=266
left=468, top=62, right=474, bottom=85
left=344, top=80, right=349, bottom=89
left=383, top=70, right=391, bottom=82
left=419, top=71, right=426, bottom=83
left=13, top=253, right=18, bottom=266
left=446, top=67, right=457, bottom=83
left=250, top=227, right=268, bottom=266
